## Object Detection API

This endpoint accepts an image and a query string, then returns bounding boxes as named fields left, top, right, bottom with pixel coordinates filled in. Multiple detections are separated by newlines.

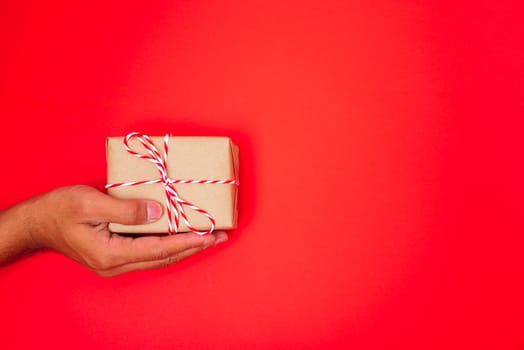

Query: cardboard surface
left=107, top=136, right=239, bottom=233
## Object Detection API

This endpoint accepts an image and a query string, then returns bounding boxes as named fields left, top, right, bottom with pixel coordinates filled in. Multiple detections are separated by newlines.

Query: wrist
left=0, top=198, right=42, bottom=264
left=18, top=195, right=50, bottom=252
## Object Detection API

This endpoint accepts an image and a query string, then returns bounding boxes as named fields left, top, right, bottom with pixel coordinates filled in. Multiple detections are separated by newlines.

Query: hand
left=0, top=185, right=228, bottom=277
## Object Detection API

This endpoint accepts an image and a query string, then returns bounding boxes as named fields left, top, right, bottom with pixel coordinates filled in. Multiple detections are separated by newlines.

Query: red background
left=1, top=1, right=523, bottom=349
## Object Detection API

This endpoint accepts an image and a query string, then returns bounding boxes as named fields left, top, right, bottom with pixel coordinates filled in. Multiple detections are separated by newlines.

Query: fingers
left=83, top=190, right=163, bottom=225
left=110, top=232, right=216, bottom=263
left=97, top=246, right=205, bottom=277
left=40, top=186, right=231, bottom=277
left=94, top=231, right=229, bottom=277
left=90, top=231, right=228, bottom=271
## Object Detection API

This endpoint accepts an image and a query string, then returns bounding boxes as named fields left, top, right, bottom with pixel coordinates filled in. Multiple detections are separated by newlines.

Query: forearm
left=0, top=199, right=40, bottom=265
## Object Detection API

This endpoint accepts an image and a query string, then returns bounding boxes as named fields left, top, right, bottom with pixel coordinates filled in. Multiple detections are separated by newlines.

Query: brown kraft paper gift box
left=106, top=135, right=239, bottom=234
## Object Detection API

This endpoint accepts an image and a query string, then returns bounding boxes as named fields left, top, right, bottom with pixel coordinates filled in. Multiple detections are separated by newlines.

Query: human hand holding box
left=106, top=133, right=239, bottom=234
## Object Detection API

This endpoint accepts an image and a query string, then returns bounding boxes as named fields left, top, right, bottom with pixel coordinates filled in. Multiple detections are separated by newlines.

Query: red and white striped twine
left=106, top=132, right=239, bottom=235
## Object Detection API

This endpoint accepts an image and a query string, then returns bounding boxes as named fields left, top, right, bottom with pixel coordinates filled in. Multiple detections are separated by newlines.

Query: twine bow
left=106, top=132, right=238, bottom=235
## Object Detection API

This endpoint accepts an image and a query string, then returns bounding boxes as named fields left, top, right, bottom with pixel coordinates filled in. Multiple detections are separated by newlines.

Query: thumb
left=91, top=194, right=163, bottom=225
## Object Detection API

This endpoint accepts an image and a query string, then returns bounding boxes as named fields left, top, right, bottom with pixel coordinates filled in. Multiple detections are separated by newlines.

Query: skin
left=0, top=185, right=228, bottom=277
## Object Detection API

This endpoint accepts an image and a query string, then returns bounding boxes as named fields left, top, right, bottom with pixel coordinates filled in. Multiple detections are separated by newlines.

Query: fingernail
left=146, top=202, right=162, bottom=222
left=215, top=233, right=228, bottom=246
left=202, top=237, right=215, bottom=250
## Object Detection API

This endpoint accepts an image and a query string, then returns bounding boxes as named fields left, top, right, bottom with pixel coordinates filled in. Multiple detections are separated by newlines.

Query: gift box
left=106, top=133, right=239, bottom=234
